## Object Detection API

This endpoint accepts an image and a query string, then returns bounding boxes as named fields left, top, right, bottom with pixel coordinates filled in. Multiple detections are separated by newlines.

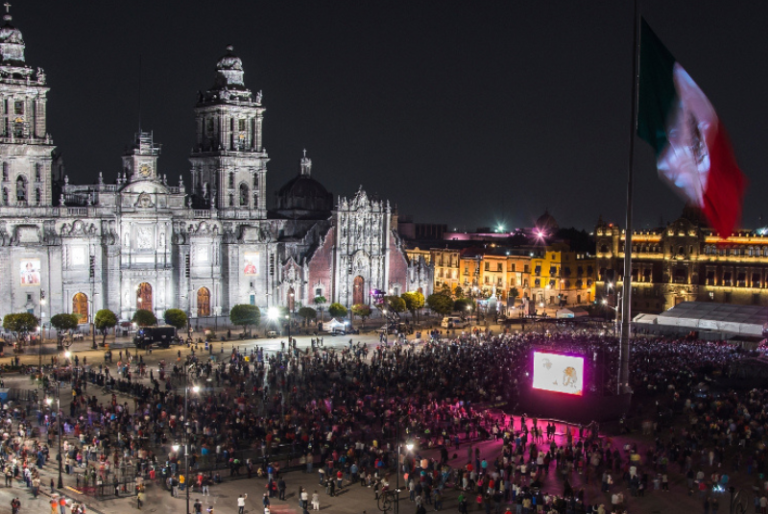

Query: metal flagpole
left=619, top=0, right=641, bottom=395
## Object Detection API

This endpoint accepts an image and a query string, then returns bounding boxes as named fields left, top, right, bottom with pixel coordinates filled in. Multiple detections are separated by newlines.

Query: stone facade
left=0, top=13, right=430, bottom=327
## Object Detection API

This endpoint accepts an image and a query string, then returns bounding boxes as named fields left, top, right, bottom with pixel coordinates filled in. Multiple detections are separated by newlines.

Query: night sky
left=16, top=0, right=767, bottom=232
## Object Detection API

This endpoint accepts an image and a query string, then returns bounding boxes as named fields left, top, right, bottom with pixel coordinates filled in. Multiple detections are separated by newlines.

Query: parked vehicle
left=134, top=326, right=177, bottom=348
left=441, top=316, right=468, bottom=329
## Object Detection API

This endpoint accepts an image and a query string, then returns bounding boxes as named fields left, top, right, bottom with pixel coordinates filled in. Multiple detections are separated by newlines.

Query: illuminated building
left=595, top=210, right=768, bottom=313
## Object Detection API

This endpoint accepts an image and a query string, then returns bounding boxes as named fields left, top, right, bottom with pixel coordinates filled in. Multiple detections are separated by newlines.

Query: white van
left=441, top=316, right=468, bottom=329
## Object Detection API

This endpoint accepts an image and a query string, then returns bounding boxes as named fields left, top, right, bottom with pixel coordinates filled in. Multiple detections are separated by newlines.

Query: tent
left=556, top=307, right=589, bottom=319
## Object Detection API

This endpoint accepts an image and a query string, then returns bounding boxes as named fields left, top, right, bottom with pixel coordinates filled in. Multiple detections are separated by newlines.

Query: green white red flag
left=637, top=18, right=746, bottom=238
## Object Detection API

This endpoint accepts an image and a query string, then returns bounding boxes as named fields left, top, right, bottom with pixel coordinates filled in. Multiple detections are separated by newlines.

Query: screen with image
left=532, top=351, right=584, bottom=396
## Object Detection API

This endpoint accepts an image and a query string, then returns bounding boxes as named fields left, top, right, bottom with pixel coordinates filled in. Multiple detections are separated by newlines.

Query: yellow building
left=531, top=243, right=595, bottom=307
left=431, top=248, right=460, bottom=293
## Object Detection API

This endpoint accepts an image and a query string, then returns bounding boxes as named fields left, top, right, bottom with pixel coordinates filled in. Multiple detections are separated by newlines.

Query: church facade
left=0, top=13, right=432, bottom=327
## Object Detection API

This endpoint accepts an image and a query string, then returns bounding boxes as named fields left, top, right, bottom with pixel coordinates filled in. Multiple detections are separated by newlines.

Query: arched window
left=229, top=194, right=234, bottom=207
left=253, top=194, right=258, bottom=209
left=228, top=172, right=234, bottom=188
left=35, top=163, right=42, bottom=182
left=239, top=183, right=249, bottom=206
left=253, top=173, right=259, bottom=188
left=2, top=162, right=8, bottom=182
left=15, top=175, right=26, bottom=203
left=72, top=293, right=88, bottom=323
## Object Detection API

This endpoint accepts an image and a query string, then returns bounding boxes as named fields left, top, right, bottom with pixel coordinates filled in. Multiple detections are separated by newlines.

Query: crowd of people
left=0, top=327, right=762, bottom=514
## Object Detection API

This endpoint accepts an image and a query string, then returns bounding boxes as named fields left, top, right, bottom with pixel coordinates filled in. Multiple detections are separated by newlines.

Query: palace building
left=595, top=209, right=768, bottom=313
left=0, top=11, right=431, bottom=326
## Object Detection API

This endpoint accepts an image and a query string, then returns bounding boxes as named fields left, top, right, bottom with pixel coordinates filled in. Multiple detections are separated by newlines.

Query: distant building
left=595, top=209, right=768, bottom=313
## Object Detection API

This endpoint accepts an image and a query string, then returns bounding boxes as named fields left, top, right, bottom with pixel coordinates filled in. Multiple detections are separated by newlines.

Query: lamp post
left=382, top=308, right=388, bottom=345
left=394, top=441, right=414, bottom=514
left=183, top=384, right=200, bottom=514
left=46, top=387, right=63, bottom=489
left=602, top=297, right=621, bottom=335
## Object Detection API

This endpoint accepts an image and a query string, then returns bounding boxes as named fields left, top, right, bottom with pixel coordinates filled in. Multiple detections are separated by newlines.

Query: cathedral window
left=2, top=162, right=7, bottom=182
left=35, top=163, right=42, bottom=182
left=228, top=172, right=234, bottom=189
left=239, top=184, right=249, bottom=206
left=206, top=118, right=214, bottom=134
left=15, top=176, right=26, bottom=203
left=14, top=101, right=23, bottom=115
left=2, top=188, right=6, bottom=205
left=229, top=194, right=234, bottom=207
left=35, top=188, right=40, bottom=205
left=13, top=120, right=22, bottom=138
left=253, top=174, right=258, bottom=188
left=238, top=118, right=246, bottom=132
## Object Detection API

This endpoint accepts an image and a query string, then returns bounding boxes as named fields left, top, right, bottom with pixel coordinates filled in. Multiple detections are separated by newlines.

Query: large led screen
left=532, top=352, right=584, bottom=396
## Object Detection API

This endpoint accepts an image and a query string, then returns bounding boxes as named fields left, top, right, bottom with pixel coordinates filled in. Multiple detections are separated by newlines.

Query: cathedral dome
left=274, top=151, right=334, bottom=219
left=535, top=209, right=558, bottom=232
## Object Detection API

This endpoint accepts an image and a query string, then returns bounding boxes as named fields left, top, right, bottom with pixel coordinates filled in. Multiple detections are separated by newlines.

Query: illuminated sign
left=532, top=351, right=584, bottom=396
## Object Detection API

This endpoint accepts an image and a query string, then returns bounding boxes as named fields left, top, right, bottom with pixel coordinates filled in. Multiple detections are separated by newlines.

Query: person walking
left=278, top=478, right=286, bottom=500
left=311, top=490, right=320, bottom=511
left=238, top=493, right=248, bottom=514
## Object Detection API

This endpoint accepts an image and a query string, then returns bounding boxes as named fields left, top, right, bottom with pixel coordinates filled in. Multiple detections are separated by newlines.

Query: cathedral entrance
left=72, top=293, right=88, bottom=323
left=197, top=287, right=211, bottom=317
left=287, top=287, right=295, bottom=313
left=353, top=276, right=365, bottom=305
left=137, top=283, right=153, bottom=313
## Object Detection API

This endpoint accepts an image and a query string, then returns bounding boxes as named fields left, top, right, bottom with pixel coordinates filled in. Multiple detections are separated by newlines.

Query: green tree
left=351, top=303, right=372, bottom=321
left=384, top=296, right=406, bottom=315
left=132, top=309, right=157, bottom=327
left=3, top=313, right=39, bottom=343
left=508, top=287, right=520, bottom=304
left=230, top=304, right=261, bottom=334
left=297, top=307, right=317, bottom=325
left=314, top=296, right=327, bottom=321
left=454, top=298, right=475, bottom=316
left=49, top=313, right=80, bottom=348
left=401, top=291, right=425, bottom=320
left=426, top=294, right=453, bottom=316
left=327, top=302, right=347, bottom=318
left=438, top=284, right=453, bottom=297
left=454, top=285, right=465, bottom=299
left=94, top=309, right=118, bottom=346
left=163, top=309, right=188, bottom=330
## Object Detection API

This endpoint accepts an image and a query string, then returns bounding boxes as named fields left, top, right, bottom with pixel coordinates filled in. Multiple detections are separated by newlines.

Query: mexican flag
left=637, top=18, right=746, bottom=238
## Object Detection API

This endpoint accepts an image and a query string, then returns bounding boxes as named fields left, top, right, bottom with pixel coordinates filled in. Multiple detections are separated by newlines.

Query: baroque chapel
left=0, top=11, right=432, bottom=325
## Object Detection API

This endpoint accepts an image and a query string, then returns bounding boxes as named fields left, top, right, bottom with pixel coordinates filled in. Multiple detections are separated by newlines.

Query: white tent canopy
left=634, top=301, right=767, bottom=337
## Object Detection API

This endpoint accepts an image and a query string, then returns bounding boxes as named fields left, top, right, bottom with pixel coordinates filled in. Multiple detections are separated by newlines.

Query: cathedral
left=0, top=12, right=432, bottom=327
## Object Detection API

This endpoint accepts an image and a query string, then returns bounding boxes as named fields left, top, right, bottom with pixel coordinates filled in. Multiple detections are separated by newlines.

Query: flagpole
left=619, top=0, right=641, bottom=395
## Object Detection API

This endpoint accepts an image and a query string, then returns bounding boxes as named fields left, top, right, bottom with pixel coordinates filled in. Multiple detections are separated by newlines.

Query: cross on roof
left=3, top=2, right=10, bottom=14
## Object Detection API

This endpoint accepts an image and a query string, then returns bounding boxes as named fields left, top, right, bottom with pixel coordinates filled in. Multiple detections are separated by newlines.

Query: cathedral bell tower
left=0, top=3, right=54, bottom=207
left=122, top=131, right=161, bottom=183
left=189, top=45, right=268, bottom=218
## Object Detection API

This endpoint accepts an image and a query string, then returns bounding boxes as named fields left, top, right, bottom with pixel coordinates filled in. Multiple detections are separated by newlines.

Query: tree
left=426, top=294, right=453, bottom=316
left=508, top=287, right=520, bottom=304
left=401, top=291, right=425, bottom=320
left=49, top=313, right=79, bottom=348
left=438, top=284, right=453, bottom=297
left=3, top=313, right=39, bottom=343
left=94, top=309, right=118, bottom=346
left=384, top=296, right=406, bottom=316
left=327, top=303, right=347, bottom=318
left=163, top=309, right=188, bottom=330
left=351, top=303, right=372, bottom=321
left=297, top=307, right=317, bottom=325
left=230, top=304, right=261, bottom=334
left=454, top=298, right=475, bottom=316
left=132, top=309, right=157, bottom=327
left=314, top=296, right=327, bottom=321
left=454, top=286, right=465, bottom=299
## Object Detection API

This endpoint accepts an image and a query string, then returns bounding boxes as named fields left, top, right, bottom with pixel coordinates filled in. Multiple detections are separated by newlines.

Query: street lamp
left=183, top=384, right=200, bottom=514
left=466, top=305, right=471, bottom=327
left=39, top=293, right=46, bottom=379
left=382, top=309, right=388, bottom=345
left=46, top=388, right=63, bottom=488
left=602, top=298, right=620, bottom=335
